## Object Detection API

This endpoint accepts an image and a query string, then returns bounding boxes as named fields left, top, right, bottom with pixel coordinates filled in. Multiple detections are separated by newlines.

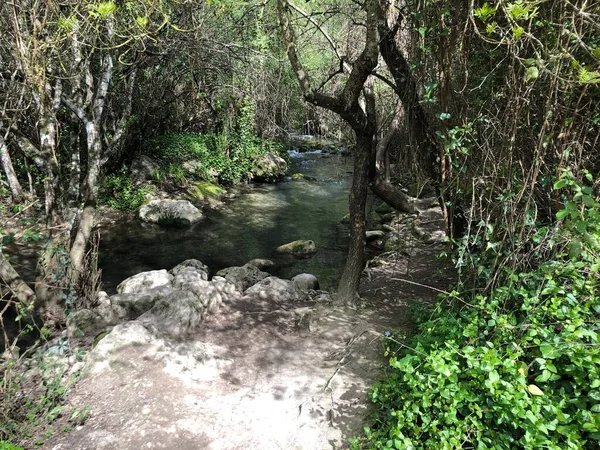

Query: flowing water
left=98, top=150, right=357, bottom=292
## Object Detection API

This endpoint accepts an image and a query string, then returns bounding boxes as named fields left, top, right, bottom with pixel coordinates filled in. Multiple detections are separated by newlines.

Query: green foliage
left=98, top=171, right=155, bottom=211
left=143, top=97, right=285, bottom=185
left=357, top=174, right=600, bottom=449
left=0, top=442, right=24, bottom=450
left=1, top=325, right=86, bottom=447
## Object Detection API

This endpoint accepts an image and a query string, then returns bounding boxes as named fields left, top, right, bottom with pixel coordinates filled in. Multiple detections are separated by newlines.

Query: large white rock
left=244, top=276, right=306, bottom=303
left=252, top=153, right=288, bottom=181
left=139, top=199, right=203, bottom=226
left=110, top=285, right=174, bottom=319
left=117, top=269, right=173, bottom=294
left=138, top=290, right=204, bottom=339
left=84, top=321, right=161, bottom=375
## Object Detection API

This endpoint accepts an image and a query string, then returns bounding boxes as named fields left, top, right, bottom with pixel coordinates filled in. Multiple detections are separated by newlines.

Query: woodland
left=0, top=0, right=599, bottom=448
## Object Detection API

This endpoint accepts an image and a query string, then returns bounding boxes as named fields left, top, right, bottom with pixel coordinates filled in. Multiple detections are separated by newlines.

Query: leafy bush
left=356, top=173, right=600, bottom=449
left=142, top=98, right=285, bottom=184
left=98, top=171, right=155, bottom=211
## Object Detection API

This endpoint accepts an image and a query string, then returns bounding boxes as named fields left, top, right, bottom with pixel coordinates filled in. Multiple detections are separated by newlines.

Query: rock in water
left=139, top=199, right=203, bottom=227
left=252, top=153, right=288, bottom=181
left=276, top=240, right=317, bottom=256
left=246, top=258, right=276, bottom=270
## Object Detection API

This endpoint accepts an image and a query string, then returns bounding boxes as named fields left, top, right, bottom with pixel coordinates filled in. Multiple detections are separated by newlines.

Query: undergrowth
left=355, top=172, right=600, bottom=449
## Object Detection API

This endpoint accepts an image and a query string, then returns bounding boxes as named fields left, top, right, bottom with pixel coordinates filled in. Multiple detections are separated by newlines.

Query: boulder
left=246, top=258, right=275, bottom=270
left=67, top=309, right=106, bottom=338
left=276, top=240, right=317, bottom=256
left=131, top=155, right=159, bottom=182
left=244, top=276, right=306, bottom=303
left=138, top=290, right=204, bottom=339
left=216, top=264, right=270, bottom=292
left=110, top=285, right=174, bottom=320
left=187, top=181, right=224, bottom=206
left=252, top=153, right=288, bottom=181
left=83, top=321, right=161, bottom=375
left=139, top=199, right=203, bottom=227
left=117, top=269, right=173, bottom=294
left=292, top=173, right=305, bottom=181
left=170, top=259, right=210, bottom=278
left=172, top=267, right=209, bottom=289
left=292, top=273, right=320, bottom=292
left=182, top=277, right=238, bottom=313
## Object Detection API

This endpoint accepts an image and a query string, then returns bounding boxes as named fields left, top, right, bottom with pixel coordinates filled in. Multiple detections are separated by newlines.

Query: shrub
left=98, top=171, right=155, bottom=211
left=142, top=99, right=285, bottom=185
left=356, top=173, right=600, bottom=449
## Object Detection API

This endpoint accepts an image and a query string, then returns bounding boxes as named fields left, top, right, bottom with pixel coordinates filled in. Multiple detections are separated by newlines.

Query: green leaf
left=539, top=343, right=559, bottom=359
left=525, top=66, right=539, bottom=82
left=553, top=178, right=567, bottom=190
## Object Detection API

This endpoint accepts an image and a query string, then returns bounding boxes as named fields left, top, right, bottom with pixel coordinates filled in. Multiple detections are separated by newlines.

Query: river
left=98, top=149, right=357, bottom=292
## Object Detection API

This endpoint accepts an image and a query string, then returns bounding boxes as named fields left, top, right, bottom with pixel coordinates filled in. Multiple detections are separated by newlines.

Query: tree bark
left=377, top=13, right=441, bottom=183
left=337, top=134, right=372, bottom=303
left=0, top=254, right=35, bottom=307
left=0, top=133, right=23, bottom=202
left=370, top=180, right=436, bottom=214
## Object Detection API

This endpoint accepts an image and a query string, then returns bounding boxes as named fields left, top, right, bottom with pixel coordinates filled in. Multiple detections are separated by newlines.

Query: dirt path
left=43, top=210, right=449, bottom=450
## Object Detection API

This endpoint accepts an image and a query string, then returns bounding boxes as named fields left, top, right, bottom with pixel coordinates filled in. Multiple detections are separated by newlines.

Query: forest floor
left=37, top=208, right=450, bottom=450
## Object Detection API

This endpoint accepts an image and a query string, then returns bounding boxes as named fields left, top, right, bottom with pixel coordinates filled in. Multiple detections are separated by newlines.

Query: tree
left=0, top=0, right=188, bottom=321
left=278, top=0, right=380, bottom=304
left=278, top=0, right=442, bottom=303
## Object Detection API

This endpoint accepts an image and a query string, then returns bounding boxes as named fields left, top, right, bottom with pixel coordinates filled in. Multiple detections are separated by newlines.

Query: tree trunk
left=337, top=133, right=372, bottom=304
left=0, top=133, right=24, bottom=202
left=378, top=17, right=441, bottom=183
left=0, top=254, right=35, bottom=307
left=278, top=0, right=379, bottom=305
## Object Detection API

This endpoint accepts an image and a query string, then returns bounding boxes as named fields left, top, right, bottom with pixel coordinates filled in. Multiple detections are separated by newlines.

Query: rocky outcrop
left=117, top=269, right=173, bottom=294
left=138, top=290, right=204, bottom=339
left=170, top=259, right=210, bottom=279
left=292, top=273, right=320, bottom=292
left=110, top=286, right=174, bottom=320
left=216, top=263, right=269, bottom=292
left=252, top=153, right=288, bottom=181
left=276, top=240, right=317, bottom=256
left=139, top=199, right=203, bottom=227
left=244, top=276, right=307, bottom=307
